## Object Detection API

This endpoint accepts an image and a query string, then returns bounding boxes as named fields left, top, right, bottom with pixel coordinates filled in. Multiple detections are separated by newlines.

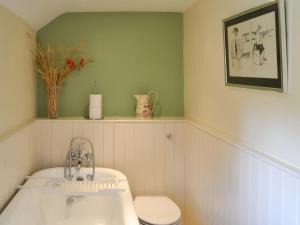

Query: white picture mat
left=227, top=12, right=278, bottom=79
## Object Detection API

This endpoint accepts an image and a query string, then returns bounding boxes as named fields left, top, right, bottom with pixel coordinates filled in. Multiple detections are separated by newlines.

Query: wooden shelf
left=37, top=117, right=186, bottom=123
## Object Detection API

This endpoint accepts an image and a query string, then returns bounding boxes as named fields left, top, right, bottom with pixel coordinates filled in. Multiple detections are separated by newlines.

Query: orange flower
left=79, top=57, right=85, bottom=69
left=66, top=58, right=76, bottom=70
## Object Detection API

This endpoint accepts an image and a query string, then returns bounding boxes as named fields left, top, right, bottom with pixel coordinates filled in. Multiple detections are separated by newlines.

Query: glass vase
left=47, top=85, right=59, bottom=119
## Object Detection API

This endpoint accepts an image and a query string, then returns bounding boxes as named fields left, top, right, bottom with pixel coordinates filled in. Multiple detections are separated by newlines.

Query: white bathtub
left=0, top=167, right=139, bottom=225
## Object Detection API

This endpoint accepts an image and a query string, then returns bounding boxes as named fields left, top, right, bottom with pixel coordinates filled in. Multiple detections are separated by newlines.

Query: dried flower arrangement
left=36, top=42, right=92, bottom=119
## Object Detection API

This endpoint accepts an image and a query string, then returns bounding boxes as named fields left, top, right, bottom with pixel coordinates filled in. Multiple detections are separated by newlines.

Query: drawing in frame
left=223, top=0, right=287, bottom=92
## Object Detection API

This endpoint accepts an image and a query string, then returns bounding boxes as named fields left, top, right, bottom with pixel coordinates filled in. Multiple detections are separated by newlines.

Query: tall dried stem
left=36, top=42, right=92, bottom=119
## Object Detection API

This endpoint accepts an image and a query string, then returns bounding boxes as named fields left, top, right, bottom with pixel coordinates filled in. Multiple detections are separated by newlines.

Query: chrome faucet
left=64, top=137, right=95, bottom=181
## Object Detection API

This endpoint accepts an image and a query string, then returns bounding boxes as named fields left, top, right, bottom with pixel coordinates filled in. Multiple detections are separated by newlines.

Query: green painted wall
left=37, top=12, right=183, bottom=117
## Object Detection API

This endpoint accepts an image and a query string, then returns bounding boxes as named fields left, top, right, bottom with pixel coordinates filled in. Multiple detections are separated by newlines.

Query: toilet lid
left=134, top=196, right=181, bottom=225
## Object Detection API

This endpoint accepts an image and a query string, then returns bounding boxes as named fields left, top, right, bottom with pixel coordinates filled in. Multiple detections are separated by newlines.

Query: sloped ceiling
left=0, top=0, right=197, bottom=30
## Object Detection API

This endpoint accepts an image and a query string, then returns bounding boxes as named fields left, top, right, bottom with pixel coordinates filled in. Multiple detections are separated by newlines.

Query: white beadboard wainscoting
left=36, top=118, right=300, bottom=225
left=36, top=118, right=186, bottom=223
left=185, top=122, right=300, bottom=225
left=0, top=121, right=41, bottom=211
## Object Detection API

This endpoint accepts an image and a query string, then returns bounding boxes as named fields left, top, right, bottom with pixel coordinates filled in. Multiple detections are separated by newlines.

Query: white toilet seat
left=134, top=196, right=181, bottom=225
left=139, top=219, right=179, bottom=225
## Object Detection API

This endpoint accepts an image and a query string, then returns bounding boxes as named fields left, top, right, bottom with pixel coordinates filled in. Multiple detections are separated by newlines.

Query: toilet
left=134, top=196, right=181, bottom=225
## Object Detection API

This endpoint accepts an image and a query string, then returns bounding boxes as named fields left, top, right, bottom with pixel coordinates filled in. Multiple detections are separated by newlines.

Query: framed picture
left=223, top=0, right=287, bottom=92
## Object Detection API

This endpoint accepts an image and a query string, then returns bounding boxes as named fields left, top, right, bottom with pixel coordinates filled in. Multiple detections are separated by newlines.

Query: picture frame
left=223, top=0, right=287, bottom=92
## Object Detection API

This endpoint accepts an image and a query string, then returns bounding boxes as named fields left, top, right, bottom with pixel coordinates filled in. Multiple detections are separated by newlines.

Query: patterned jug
left=134, top=91, right=159, bottom=119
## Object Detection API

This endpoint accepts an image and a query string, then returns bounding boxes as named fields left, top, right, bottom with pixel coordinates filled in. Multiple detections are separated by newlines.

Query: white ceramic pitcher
left=134, top=91, right=159, bottom=119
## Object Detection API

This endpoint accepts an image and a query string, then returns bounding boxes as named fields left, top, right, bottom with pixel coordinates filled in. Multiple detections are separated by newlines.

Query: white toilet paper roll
left=89, top=95, right=102, bottom=107
left=89, top=108, right=102, bottom=120
left=89, top=95, right=102, bottom=119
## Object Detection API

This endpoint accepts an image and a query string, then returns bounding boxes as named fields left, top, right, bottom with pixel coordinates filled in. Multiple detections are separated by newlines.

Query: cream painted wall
left=184, top=0, right=300, bottom=169
left=0, top=5, right=36, bottom=138
left=0, top=121, right=40, bottom=211
left=0, top=5, right=38, bottom=211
